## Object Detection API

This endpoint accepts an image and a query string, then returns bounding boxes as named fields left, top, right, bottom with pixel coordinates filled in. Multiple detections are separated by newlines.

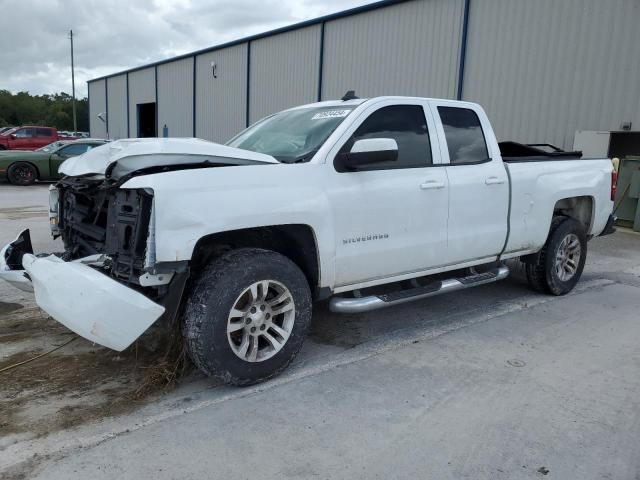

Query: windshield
left=1, top=127, right=17, bottom=136
left=37, top=141, right=66, bottom=152
left=227, top=106, right=355, bottom=163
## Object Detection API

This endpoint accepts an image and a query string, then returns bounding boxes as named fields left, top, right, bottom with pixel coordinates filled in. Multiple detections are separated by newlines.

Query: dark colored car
left=0, top=139, right=107, bottom=185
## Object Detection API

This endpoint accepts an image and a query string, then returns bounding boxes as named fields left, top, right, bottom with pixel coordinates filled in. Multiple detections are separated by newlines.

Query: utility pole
left=69, top=29, right=77, bottom=133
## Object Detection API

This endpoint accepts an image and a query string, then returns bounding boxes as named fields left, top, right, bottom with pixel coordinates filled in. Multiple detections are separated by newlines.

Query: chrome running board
left=329, top=265, right=510, bottom=314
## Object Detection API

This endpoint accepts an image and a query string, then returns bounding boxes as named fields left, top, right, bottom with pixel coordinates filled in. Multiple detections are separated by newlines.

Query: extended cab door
left=429, top=101, right=509, bottom=265
left=327, top=100, right=449, bottom=288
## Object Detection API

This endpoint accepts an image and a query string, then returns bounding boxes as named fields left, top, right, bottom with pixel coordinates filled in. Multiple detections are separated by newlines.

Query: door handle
left=420, top=180, right=445, bottom=190
left=485, top=176, right=505, bottom=185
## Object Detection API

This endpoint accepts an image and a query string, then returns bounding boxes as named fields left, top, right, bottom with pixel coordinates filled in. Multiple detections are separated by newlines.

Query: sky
left=0, top=0, right=372, bottom=98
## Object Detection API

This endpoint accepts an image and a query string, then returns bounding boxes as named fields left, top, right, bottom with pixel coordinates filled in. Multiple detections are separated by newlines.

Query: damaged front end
left=57, top=176, right=157, bottom=284
left=1, top=139, right=279, bottom=351
left=0, top=178, right=188, bottom=351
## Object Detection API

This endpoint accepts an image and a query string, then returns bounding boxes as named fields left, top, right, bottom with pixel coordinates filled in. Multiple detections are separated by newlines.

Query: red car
left=0, top=126, right=71, bottom=151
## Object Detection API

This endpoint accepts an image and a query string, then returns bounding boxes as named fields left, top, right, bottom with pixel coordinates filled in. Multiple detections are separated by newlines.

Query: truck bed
left=503, top=154, right=613, bottom=255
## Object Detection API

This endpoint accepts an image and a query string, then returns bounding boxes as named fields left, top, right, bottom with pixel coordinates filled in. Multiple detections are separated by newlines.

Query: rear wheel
left=183, top=248, right=312, bottom=385
left=7, top=162, right=37, bottom=186
left=525, top=217, right=587, bottom=295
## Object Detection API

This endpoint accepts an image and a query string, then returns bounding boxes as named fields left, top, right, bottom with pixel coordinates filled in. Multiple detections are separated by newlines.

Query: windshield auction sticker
left=311, top=110, right=351, bottom=120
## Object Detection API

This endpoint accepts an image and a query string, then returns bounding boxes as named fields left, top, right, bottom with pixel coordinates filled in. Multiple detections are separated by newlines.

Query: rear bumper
left=599, top=214, right=617, bottom=237
left=0, top=229, right=165, bottom=351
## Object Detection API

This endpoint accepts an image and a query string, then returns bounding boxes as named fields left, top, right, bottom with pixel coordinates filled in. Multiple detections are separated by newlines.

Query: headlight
left=144, top=199, right=156, bottom=269
left=48, top=184, right=59, bottom=212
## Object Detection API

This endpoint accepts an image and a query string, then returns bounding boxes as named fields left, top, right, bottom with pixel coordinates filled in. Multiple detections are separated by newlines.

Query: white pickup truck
left=1, top=95, right=616, bottom=385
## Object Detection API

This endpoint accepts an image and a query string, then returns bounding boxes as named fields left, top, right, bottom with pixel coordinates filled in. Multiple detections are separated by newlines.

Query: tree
left=0, top=90, right=88, bottom=131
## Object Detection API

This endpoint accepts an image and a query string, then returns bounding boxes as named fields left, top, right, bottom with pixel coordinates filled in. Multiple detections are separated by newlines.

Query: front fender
left=121, top=164, right=337, bottom=288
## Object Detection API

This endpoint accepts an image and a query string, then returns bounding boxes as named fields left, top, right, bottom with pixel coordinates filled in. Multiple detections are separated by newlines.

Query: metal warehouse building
left=88, top=0, right=640, bottom=150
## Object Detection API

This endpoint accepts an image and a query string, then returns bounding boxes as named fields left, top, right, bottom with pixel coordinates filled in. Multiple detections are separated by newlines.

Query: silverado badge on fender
left=343, top=234, right=390, bottom=245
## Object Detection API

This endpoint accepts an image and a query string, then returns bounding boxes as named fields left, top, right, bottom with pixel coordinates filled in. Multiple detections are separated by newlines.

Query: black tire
left=7, top=162, right=37, bottom=186
left=183, top=248, right=312, bottom=386
left=525, top=216, right=587, bottom=295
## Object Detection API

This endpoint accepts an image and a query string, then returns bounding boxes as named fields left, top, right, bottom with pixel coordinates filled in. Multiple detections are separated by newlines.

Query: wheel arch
left=552, top=195, right=594, bottom=234
left=190, top=224, right=321, bottom=296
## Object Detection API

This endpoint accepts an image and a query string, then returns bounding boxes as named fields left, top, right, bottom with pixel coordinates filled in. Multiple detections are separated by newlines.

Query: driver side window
left=337, top=105, right=432, bottom=171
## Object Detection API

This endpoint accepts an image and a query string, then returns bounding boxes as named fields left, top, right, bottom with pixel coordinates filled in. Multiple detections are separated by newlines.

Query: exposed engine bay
left=57, top=178, right=153, bottom=286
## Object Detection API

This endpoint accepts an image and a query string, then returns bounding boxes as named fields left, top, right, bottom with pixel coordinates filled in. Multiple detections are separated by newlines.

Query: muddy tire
left=183, top=248, right=312, bottom=386
left=7, top=162, right=37, bottom=186
left=525, top=216, right=587, bottom=295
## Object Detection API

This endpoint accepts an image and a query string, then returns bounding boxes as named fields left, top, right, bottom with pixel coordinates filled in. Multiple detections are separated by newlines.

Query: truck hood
left=58, top=138, right=279, bottom=179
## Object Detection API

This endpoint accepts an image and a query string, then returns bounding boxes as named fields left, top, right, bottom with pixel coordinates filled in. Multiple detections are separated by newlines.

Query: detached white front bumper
left=0, top=230, right=165, bottom=351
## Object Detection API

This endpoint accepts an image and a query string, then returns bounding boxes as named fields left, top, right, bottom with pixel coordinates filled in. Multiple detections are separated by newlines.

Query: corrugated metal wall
left=196, top=44, right=248, bottom=143
left=128, top=68, right=156, bottom=137
left=88, top=79, right=107, bottom=138
left=157, top=58, right=194, bottom=137
left=322, top=0, right=464, bottom=100
left=106, top=75, right=127, bottom=139
left=462, top=0, right=640, bottom=149
left=249, top=25, right=321, bottom=123
left=87, top=0, right=640, bottom=149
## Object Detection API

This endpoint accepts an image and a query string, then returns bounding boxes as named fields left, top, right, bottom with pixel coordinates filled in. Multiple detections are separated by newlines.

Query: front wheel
left=525, top=216, right=587, bottom=295
left=183, top=248, right=312, bottom=385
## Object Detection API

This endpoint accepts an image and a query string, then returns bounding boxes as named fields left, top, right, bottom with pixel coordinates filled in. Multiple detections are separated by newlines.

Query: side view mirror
left=339, top=138, right=398, bottom=170
left=9, top=134, right=16, bottom=139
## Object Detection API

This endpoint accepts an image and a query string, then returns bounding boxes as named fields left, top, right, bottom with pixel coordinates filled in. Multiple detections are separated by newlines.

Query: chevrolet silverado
left=0, top=95, right=616, bottom=385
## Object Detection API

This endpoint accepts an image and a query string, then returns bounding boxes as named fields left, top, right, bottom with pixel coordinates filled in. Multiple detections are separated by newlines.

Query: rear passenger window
left=341, top=105, right=432, bottom=170
left=438, top=107, right=489, bottom=164
left=36, top=128, right=53, bottom=137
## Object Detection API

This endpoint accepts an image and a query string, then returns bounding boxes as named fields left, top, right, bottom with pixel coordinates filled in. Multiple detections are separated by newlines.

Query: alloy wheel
left=227, top=280, right=295, bottom=362
left=554, top=233, right=581, bottom=281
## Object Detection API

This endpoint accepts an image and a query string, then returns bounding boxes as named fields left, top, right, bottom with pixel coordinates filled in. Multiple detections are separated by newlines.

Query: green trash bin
left=615, top=156, right=640, bottom=231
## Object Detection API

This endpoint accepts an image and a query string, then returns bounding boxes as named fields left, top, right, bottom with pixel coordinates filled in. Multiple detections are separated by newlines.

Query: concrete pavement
left=27, top=281, right=640, bottom=480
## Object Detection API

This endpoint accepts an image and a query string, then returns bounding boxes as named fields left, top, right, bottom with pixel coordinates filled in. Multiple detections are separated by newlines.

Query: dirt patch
left=0, top=307, right=62, bottom=335
left=0, top=302, right=23, bottom=315
left=0, top=345, right=156, bottom=437
left=0, top=306, right=188, bottom=441
left=0, top=206, right=48, bottom=220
